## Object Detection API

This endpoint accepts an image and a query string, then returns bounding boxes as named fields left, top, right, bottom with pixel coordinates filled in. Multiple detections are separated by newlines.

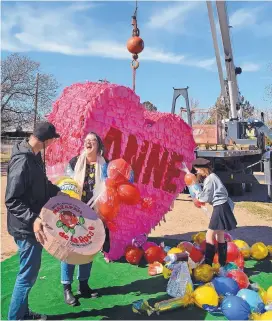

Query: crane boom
left=215, top=1, right=239, bottom=120
left=206, top=1, right=226, bottom=99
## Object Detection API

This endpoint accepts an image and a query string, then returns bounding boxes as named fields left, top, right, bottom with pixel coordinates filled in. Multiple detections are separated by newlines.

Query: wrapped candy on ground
left=233, top=239, right=251, bottom=259
left=237, top=289, right=265, bottom=314
left=251, top=242, right=269, bottom=260
left=252, top=311, right=272, bottom=320
left=219, top=262, right=240, bottom=276
left=164, top=252, right=189, bottom=264
left=177, top=241, right=194, bottom=253
left=148, top=262, right=163, bottom=276
left=154, top=283, right=219, bottom=314
left=212, top=276, right=240, bottom=296
left=167, top=262, right=193, bottom=298
left=167, top=247, right=184, bottom=255
left=221, top=295, right=251, bottom=320
left=226, top=269, right=250, bottom=289
left=193, top=264, right=215, bottom=283
left=234, top=252, right=245, bottom=270
left=266, top=286, right=272, bottom=304
left=132, top=300, right=154, bottom=316
left=191, top=232, right=206, bottom=245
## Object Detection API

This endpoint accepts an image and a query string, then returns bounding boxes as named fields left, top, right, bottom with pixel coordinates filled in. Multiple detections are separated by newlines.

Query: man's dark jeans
left=8, top=238, right=42, bottom=320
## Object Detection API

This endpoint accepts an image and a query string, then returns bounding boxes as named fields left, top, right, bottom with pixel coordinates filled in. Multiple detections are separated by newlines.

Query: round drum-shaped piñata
left=40, top=195, right=105, bottom=265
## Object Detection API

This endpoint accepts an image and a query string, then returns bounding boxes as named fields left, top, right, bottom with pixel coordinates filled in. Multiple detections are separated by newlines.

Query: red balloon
left=226, top=270, right=249, bottom=289
left=234, top=252, right=245, bottom=270
left=144, top=246, right=166, bottom=264
left=117, top=183, right=141, bottom=205
left=107, top=159, right=131, bottom=185
left=184, top=173, right=197, bottom=186
left=125, top=246, right=144, bottom=265
left=105, top=178, right=117, bottom=188
left=96, top=187, right=120, bottom=221
left=226, top=242, right=240, bottom=263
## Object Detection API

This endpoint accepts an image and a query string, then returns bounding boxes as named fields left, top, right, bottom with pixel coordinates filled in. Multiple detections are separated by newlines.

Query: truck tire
left=232, top=183, right=245, bottom=196
left=245, top=168, right=253, bottom=192
left=245, top=183, right=253, bottom=192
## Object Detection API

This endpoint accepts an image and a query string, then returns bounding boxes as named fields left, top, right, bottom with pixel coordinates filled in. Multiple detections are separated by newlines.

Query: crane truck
left=171, top=1, right=272, bottom=200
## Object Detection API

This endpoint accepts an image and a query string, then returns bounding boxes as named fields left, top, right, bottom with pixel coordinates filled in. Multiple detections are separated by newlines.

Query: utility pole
left=33, top=72, right=39, bottom=130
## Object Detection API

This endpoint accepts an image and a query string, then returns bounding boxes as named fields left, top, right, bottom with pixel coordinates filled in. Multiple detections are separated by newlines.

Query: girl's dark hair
left=86, top=132, right=105, bottom=156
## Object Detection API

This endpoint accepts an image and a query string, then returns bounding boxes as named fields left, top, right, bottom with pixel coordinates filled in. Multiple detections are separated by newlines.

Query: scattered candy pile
left=129, top=231, right=272, bottom=320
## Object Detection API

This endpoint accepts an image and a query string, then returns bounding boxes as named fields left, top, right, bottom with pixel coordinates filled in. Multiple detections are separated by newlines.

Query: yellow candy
left=194, top=264, right=214, bottom=283
left=192, top=232, right=206, bottom=245
left=258, top=287, right=268, bottom=304
left=56, top=177, right=81, bottom=200
left=233, top=239, right=251, bottom=259
left=193, top=284, right=219, bottom=309
left=267, top=245, right=272, bottom=255
left=251, top=242, right=268, bottom=260
left=162, top=266, right=172, bottom=279
left=260, top=311, right=272, bottom=321
left=267, top=286, right=272, bottom=304
left=167, top=247, right=183, bottom=255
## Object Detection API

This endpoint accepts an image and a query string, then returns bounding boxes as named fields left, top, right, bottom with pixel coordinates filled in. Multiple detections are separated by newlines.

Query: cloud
left=241, top=62, right=261, bottom=72
left=229, top=8, right=259, bottom=29
left=1, top=2, right=215, bottom=70
left=228, top=5, right=272, bottom=38
left=146, top=2, right=201, bottom=32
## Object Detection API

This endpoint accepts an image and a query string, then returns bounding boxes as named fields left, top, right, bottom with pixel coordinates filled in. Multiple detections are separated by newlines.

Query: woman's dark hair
left=85, top=132, right=105, bottom=156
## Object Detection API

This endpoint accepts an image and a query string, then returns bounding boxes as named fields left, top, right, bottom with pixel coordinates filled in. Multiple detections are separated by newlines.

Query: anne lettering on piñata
left=103, top=127, right=183, bottom=194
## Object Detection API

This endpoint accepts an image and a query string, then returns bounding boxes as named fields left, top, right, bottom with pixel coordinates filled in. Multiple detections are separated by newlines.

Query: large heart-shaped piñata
left=46, top=82, right=196, bottom=260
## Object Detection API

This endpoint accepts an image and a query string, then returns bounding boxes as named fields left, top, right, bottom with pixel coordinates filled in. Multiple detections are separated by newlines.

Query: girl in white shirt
left=193, top=158, right=237, bottom=266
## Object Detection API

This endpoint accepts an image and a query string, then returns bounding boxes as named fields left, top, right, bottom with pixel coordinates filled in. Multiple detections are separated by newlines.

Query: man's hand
left=33, top=217, right=48, bottom=245
left=57, top=191, right=70, bottom=197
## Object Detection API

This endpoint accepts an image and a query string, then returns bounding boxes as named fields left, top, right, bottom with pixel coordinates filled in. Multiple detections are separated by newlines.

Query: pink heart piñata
left=46, top=82, right=196, bottom=260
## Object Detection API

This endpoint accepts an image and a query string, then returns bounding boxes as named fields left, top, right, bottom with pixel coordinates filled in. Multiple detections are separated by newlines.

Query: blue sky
left=2, top=1, right=272, bottom=113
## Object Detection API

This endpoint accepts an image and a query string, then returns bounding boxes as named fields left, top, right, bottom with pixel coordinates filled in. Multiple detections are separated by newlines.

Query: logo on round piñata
left=53, top=204, right=95, bottom=247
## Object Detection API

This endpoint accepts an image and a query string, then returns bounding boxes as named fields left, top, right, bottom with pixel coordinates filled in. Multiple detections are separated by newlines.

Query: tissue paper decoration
left=46, top=82, right=196, bottom=260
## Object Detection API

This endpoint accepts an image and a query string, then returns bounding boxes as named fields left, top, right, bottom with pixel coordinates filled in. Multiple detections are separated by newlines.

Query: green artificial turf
left=1, top=238, right=272, bottom=320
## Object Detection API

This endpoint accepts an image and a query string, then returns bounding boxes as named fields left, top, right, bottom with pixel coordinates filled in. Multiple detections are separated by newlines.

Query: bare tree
left=1, top=53, right=60, bottom=131
left=143, top=101, right=157, bottom=112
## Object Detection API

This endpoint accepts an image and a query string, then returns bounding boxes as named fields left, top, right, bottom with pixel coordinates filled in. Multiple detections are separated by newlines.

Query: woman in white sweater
left=193, top=158, right=237, bottom=266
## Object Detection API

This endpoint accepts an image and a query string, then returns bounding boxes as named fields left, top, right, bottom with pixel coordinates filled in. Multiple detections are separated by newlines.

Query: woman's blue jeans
left=61, top=262, right=92, bottom=284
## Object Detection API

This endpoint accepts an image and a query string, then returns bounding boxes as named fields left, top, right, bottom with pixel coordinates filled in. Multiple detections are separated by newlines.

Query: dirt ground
left=1, top=176, right=272, bottom=261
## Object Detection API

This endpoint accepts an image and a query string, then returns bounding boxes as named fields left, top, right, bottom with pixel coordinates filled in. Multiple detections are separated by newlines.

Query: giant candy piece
left=46, top=82, right=196, bottom=260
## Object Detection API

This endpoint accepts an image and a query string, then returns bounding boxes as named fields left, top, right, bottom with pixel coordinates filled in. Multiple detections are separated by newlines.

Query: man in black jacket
left=5, top=122, right=61, bottom=320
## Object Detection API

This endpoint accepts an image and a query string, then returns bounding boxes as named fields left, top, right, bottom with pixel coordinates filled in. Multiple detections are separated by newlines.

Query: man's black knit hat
left=33, top=122, right=60, bottom=142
